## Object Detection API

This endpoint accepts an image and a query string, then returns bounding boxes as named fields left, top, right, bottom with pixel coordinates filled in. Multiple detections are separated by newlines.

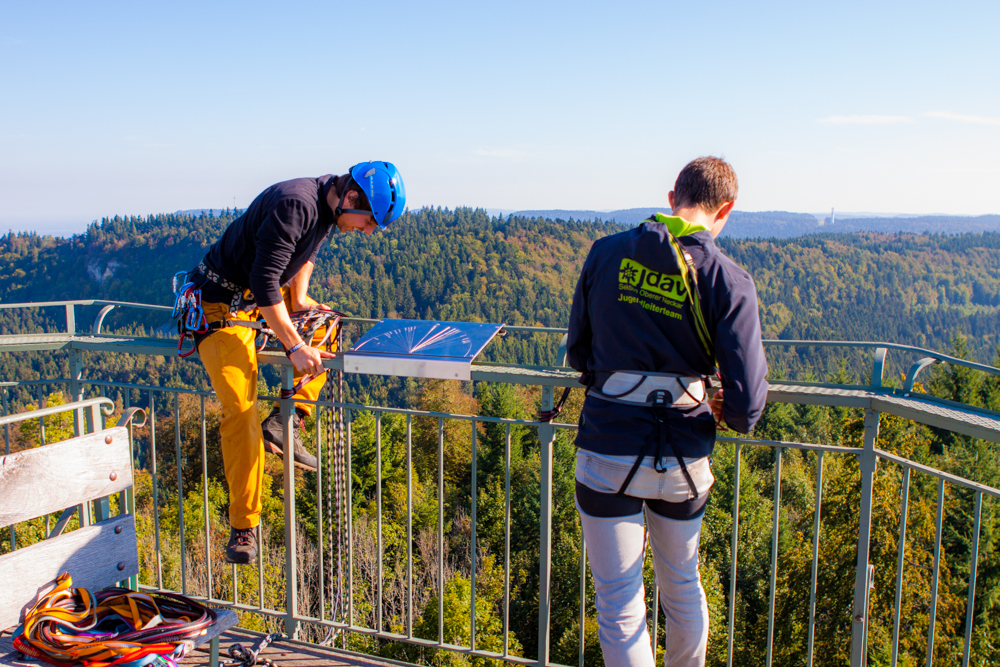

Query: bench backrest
left=0, top=424, right=138, bottom=631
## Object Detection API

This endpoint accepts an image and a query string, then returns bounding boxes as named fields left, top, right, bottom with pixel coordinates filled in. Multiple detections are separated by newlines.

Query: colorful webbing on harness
left=12, top=572, right=215, bottom=667
left=278, top=308, right=345, bottom=399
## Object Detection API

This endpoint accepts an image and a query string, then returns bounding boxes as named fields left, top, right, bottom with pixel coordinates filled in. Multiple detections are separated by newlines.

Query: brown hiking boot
left=226, top=526, right=258, bottom=564
left=261, top=406, right=318, bottom=471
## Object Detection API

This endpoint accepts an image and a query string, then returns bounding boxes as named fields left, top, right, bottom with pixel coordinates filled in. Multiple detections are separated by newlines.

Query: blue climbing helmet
left=346, top=161, right=406, bottom=229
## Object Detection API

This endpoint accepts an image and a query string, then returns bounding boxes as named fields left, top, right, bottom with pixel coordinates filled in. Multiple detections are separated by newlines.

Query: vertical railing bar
left=376, top=411, right=383, bottom=634
left=766, top=446, right=783, bottom=667
left=69, top=350, right=84, bottom=439
left=651, top=582, right=659, bottom=657
left=317, top=402, right=325, bottom=622
left=537, top=387, right=556, bottom=667
left=926, top=478, right=945, bottom=667
left=852, top=410, right=881, bottom=666
left=280, top=366, right=298, bottom=638
left=2, top=387, right=8, bottom=454
left=470, top=421, right=478, bottom=651
left=727, top=441, right=741, bottom=667
left=891, top=467, right=910, bottom=667
left=201, top=395, right=212, bottom=601
left=174, top=393, right=187, bottom=595
left=438, top=416, right=445, bottom=645
left=961, top=491, right=983, bottom=667
left=503, top=423, right=512, bottom=658
left=807, top=450, right=824, bottom=667
left=2, top=387, right=11, bottom=552
left=406, top=414, right=414, bottom=639
left=232, top=562, right=238, bottom=606
left=256, top=519, right=265, bottom=611
left=578, top=540, right=587, bottom=667
left=150, top=391, right=162, bottom=590
left=38, top=384, right=47, bottom=446
left=125, top=391, right=137, bottom=590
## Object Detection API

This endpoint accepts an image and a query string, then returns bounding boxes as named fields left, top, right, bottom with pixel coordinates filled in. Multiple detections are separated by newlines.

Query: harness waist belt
left=590, top=372, right=705, bottom=407
left=196, top=261, right=244, bottom=294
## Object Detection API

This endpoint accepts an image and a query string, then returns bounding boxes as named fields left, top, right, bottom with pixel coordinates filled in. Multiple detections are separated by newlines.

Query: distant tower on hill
left=831, top=207, right=835, bottom=224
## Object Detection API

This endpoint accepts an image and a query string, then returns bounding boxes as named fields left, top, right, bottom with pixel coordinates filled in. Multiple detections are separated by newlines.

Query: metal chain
left=219, top=632, right=287, bottom=667
left=321, top=323, right=346, bottom=647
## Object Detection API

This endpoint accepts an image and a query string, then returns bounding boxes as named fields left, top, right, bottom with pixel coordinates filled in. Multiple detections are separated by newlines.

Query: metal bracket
left=92, top=304, right=117, bottom=334
left=871, top=347, right=887, bottom=388
left=556, top=333, right=569, bottom=367
left=903, top=357, right=940, bottom=395
left=118, top=406, right=148, bottom=429
left=47, top=506, right=79, bottom=539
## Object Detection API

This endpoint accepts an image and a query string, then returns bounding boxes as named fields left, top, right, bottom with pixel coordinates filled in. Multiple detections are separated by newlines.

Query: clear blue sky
left=2, top=0, right=998, bottom=235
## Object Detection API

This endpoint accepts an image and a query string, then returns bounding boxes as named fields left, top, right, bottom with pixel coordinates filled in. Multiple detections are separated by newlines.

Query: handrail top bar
left=2, top=300, right=999, bottom=377
left=762, top=339, right=1000, bottom=376
left=0, top=396, right=114, bottom=427
left=876, top=448, right=1000, bottom=500
left=0, top=299, right=173, bottom=312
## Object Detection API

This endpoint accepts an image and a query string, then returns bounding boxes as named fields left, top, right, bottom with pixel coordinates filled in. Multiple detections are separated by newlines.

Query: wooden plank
left=0, top=515, right=138, bottom=632
left=202, top=609, right=240, bottom=644
left=0, top=427, right=132, bottom=528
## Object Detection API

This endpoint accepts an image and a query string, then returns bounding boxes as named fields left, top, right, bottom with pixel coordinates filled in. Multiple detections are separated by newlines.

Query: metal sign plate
left=344, top=319, right=504, bottom=380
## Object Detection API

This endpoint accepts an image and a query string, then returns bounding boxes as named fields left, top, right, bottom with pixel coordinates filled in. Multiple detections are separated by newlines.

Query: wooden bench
left=0, top=398, right=237, bottom=666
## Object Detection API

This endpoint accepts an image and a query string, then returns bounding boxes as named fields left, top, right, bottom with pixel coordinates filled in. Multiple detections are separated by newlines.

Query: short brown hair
left=672, top=156, right=738, bottom=212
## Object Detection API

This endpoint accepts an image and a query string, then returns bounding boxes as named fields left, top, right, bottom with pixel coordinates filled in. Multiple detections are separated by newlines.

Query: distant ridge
left=507, top=207, right=667, bottom=226
left=497, top=208, right=1000, bottom=239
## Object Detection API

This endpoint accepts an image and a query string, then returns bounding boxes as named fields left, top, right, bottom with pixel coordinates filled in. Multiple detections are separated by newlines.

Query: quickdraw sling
left=12, top=572, right=215, bottom=667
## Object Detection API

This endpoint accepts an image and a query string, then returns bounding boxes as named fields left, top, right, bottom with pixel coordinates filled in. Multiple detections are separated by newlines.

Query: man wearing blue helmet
left=186, top=162, right=405, bottom=564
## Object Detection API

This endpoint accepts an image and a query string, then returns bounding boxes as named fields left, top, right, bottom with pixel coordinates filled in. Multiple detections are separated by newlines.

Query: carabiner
left=177, top=331, right=197, bottom=358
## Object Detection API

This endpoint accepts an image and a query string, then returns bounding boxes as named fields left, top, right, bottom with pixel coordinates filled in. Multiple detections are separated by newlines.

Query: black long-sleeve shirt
left=195, top=174, right=348, bottom=307
left=567, top=215, right=769, bottom=458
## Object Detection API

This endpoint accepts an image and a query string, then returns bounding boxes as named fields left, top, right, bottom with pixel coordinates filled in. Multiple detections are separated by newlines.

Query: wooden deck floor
left=1, top=629, right=403, bottom=667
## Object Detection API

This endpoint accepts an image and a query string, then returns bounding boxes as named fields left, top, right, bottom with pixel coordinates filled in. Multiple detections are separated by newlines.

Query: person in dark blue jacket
left=567, top=156, right=768, bottom=667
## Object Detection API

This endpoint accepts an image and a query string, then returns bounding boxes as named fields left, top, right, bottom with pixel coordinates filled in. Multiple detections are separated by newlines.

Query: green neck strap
left=646, top=213, right=715, bottom=365
left=650, top=212, right=710, bottom=237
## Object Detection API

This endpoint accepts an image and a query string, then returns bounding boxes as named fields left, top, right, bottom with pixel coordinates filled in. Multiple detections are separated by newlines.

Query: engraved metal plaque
left=344, top=319, right=504, bottom=380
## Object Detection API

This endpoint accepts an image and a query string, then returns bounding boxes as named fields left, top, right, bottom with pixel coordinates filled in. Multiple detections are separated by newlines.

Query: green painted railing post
left=282, top=365, right=300, bottom=639
left=69, top=348, right=84, bottom=437
left=65, top=303, right=76, bottom=336
left=537, top=385, right=555, bottom=667
left=851, top=409, right=880, bottom=667
left=68, top=348, right=92, bottom=528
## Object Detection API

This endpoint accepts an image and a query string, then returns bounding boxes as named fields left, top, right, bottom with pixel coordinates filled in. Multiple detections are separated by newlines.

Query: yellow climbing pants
left=198, top=292, right=332, bottom=529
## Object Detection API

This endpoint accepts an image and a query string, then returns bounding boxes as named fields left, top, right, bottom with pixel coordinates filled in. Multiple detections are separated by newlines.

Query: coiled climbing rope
left=13, top=572, right=215, bottom=667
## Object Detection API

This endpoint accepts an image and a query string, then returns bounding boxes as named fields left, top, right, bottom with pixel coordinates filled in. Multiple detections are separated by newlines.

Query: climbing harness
left=219, top=632, right=287, bottom=667
left=172, top=270, right=268, bottom=357
left=13, top=572, right=215, bottom=667
left=172, top=269, right=344, bottom=370
left=585, top=371, right=708, bottom=500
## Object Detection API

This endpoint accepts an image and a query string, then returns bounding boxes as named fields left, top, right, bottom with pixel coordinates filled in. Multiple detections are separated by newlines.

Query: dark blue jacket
left=567, top=215, right=768, bottom=458
left=196, top=174, right=350, bottom=307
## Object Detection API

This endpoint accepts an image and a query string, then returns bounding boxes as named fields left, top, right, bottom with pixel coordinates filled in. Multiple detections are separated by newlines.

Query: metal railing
left=3, top=302, right=1000, bottom=667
